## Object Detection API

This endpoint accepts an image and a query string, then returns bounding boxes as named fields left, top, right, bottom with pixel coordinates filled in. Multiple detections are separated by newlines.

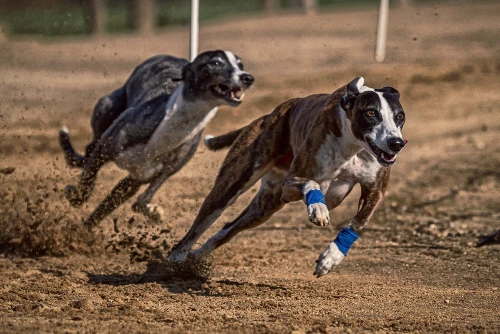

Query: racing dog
left=168, top=76, right=407, bottom=277
left=59, top=50, right=254, bottom=229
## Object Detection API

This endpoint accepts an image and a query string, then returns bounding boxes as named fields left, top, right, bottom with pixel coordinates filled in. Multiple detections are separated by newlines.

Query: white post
left=190, top=0, right=199, bottom=61
left=375, top=0, right=389, bottom=63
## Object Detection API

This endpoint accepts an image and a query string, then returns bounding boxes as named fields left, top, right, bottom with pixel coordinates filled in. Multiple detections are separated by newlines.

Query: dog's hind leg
left=168, top=129, right=283, bottom=262
left=194, top=168, right=286, bottom=259
left=91, top=87, right=128, bottom=143
left=132, top=133, right=202, bottom=223
left=130, top=171, right=170, bottom=223
left=64, top=145, right=109, bottom=208
left=168, top=162, right=270, bottom=263
left=59, top=87, right=127, bottom=168
left=84, top=175, right=142, bottom=229
left=59, top=127, right=87, bottom=168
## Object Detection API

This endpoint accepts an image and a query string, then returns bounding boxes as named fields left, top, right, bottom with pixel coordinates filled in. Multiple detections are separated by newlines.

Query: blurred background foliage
left=0, top=0, right=492, bottom=37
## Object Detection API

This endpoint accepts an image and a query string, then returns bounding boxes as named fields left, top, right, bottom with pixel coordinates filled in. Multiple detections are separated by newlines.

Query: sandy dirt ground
left=0, top=2, right=499, bottom=333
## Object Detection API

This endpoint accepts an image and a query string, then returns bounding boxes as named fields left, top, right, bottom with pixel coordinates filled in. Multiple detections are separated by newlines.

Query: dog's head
left=181, top=50, right=254, bottom=106
left=341, top=77, right=406, bottom=167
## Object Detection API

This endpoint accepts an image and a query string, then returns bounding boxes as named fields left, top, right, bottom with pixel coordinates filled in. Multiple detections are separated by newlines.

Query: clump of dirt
left=168, top=253, right=212, bottom=280
left=104, top=221, right=172, bottom=264
left=143, top=253, right=213, bottom=282
left=0, top=185, right=103, bottom=257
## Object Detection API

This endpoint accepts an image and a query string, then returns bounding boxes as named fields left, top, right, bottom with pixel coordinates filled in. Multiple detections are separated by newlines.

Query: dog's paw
left=64, top=185, right=83, bottom=207
left=132, top=202, right=165, bottom=223
left=307, top=202, right=330, bottom=226
left=314, top=242, right=345, bottom=277
left=167, top=250, right=189, bottom=264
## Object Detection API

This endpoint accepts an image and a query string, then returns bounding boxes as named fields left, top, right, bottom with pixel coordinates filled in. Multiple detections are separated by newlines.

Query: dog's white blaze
left=371, top=92, right=402, bottom=151
left=224, top=51, right=239, bottom=69
left=224, top=50, right=245, bottom=83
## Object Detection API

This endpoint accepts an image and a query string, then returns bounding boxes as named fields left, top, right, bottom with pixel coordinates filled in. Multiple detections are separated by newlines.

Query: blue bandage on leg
left=305, top=189, right=326, bottom=206
left=333, top=228, right=359, bottom=256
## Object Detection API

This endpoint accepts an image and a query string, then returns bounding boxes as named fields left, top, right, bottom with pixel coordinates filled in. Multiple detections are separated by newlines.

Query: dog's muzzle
left=365, top=136, right=406, bottom=167
left=387, top=137, right=406, bottom=153
left=210, top=73, right=254, bottom=106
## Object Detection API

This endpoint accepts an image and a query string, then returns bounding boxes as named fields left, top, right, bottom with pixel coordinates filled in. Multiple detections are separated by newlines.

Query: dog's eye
left=365, top=110, right=376, bottom=117
left=396, top=112, right=405, bottom=121
left=209, top=60, right=222, bottom=67
left=237, top=61, right=244, bottom=70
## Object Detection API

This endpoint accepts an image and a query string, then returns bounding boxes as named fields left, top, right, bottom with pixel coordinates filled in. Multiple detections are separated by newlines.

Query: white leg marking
left=192, top=229, right=228, bottom=259
left=168, top=208, right=224, bottom=263
left=314, top=242, right=345, bottom=277
left=303, top=181, right=330, bottom=226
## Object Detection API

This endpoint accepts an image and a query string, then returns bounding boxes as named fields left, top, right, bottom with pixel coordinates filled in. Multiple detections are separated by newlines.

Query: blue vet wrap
left=305, top=189, right=326, bottom=206
left=333, top=228, right=359, bottom=256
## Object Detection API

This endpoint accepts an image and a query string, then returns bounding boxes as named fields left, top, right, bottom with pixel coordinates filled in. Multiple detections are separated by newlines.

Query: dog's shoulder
left=126, top=55, right=188, bottom=106
left=288, top=85, right=348, bottom=143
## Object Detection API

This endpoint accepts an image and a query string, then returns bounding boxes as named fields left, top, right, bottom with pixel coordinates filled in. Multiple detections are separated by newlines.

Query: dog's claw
left=64, top=185, right=83, bottom=208
left=307, top=203, right=330, bottom=226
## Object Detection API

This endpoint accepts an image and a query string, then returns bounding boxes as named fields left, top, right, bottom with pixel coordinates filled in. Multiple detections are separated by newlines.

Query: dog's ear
left=341, top=76, right=364, bottom=110
left=181, top=63, right=195, bottom=83
left=376, top=86, right=400, bottom=99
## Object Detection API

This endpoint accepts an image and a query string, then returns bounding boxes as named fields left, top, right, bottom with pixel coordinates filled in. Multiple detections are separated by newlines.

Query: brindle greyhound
left=59, top=50, right=254, bottom=229
left=168, top=76, right=407, bottom=277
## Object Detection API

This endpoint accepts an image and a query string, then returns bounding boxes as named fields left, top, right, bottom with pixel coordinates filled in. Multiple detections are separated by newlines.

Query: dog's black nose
left=240, top=73, right=254, bottom=87
left=387, top=137, right=406, bottom=153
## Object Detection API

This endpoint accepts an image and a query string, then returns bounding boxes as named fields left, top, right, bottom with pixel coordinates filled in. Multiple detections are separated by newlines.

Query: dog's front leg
left=314, top=172, right=389, bottom=277
left=282, top=174, right=331, bottom=227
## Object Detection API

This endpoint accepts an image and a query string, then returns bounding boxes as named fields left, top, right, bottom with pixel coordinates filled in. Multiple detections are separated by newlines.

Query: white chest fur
left=115, top=84, right=218, bottom=180
left=314, top=110, right=381, bottom=191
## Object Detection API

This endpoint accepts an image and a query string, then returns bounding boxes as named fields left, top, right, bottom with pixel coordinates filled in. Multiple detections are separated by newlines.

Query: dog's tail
left=59, top=127, right=87, bottom=168
left=204, top=128, right=244, bottom=151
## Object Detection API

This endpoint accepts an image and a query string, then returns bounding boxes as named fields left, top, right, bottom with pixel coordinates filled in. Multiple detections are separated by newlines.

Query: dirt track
left=1, top=3, right=499, bottom=333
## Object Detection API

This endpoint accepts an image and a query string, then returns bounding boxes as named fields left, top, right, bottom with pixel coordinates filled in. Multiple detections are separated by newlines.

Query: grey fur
left=59, top=50, right=254, bottom=228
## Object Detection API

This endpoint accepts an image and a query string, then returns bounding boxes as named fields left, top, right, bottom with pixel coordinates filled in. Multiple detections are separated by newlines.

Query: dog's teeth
left=230, top=90, right=244, bottom=101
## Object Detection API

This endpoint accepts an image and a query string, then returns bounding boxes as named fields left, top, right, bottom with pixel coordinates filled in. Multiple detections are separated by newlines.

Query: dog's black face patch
left=183, top=50, right=254, bottom=106
left=349, top=91, right=385, bottom=142
left=343, top=78, right=406, bottom=167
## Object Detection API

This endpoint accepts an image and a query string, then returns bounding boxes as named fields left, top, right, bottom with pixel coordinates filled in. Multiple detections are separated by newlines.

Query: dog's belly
left=114, top=144, right=163, bottom=181
left=145, top=106, right=218, bottom=159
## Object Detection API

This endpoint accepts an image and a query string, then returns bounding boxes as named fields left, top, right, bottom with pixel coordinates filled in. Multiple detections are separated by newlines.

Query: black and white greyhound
left=59, top=50, right=254, bottom=229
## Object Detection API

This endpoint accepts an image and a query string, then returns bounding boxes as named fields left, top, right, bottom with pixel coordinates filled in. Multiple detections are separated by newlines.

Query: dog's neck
left=144, top=82, right=220, bottom=163
left=167, top=82, right=220, bottom=115
left=335, top=101, right=366, bottom=160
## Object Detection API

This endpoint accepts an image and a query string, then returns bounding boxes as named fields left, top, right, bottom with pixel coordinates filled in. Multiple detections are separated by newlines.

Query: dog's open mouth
left=365, top=137, right=397, bottom=166
left=210, top=84, right=245, bottom=104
